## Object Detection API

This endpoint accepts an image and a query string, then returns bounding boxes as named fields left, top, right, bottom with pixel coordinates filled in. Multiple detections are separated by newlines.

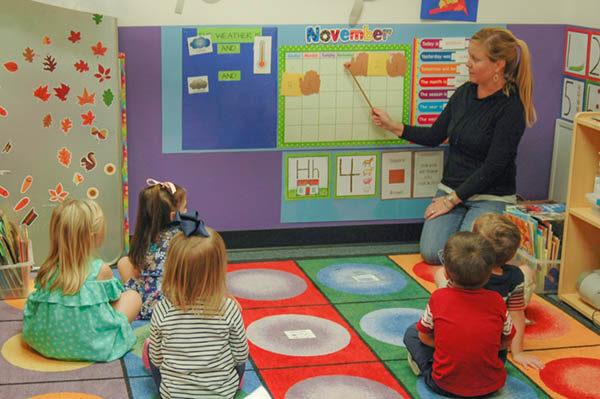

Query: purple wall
left=119, top=24, right=565, bottom=232
left=508, top=24, right=565, bottom=201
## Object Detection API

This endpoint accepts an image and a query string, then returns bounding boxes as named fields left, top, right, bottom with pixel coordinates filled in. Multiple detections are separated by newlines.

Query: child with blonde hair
left=145, top=211, right=248, bottom=399
left=23, top=199, right=141, bottom=362
left=118, top=178, right=187, bottom=319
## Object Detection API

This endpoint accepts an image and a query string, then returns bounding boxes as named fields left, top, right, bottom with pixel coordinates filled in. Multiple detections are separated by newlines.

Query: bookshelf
left=558, top=112, right=600, bottom=322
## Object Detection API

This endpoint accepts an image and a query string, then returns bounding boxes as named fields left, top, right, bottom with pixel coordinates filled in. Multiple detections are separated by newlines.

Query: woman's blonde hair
left=35, top=199, right=106, bottom=294
left=162, top=227, right=228, bottom=315
left=471, top=27, right=537, bottom=126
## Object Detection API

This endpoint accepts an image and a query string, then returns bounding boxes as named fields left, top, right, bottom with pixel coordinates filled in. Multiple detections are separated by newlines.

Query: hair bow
left=146, top=178, right=176, bottom=195
left=172, top=211, right=209, bottom=237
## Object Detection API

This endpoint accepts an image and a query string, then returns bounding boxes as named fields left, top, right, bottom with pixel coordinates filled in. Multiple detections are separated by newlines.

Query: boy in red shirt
left=403, top=231, right=516, bottom=397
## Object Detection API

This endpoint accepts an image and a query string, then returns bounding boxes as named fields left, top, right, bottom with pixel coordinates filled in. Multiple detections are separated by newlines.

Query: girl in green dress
left=23, top=199, right=142, bottom=362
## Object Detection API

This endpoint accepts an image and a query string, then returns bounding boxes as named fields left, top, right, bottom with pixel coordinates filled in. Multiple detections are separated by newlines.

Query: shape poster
left=381, top=151, right=412, bottom=200
left=334, top=153, right=379, bottom=199
left=278, top=45, right=412, bottom=148
left=284, top=153, right=330, bottom=200
left=412, top=37, right=469, bottom=126
left=413, top=151, right=444, bottom=198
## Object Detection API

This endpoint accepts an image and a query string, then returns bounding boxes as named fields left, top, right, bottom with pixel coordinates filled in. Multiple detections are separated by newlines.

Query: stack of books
left=504, top=203, right=564, bottom=262
left=0, top=212, right=31, bottom=299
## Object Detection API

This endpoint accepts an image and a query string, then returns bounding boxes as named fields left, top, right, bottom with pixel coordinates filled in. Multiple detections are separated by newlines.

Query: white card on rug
left=285, top=329, right=316, bottom=339
left=352, top=273, right=380, bottom=282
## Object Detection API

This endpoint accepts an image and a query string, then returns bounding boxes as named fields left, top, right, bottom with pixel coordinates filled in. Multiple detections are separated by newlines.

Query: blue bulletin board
left=181, top=27, right=278, bottom=150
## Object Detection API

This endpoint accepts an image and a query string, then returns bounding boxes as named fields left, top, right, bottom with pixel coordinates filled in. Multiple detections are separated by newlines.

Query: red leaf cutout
left=3, top=62, right=18, bottom=72
left=68, top=30, right=81, bottom=43
left=53, top=83, right=70, bottom=101
left=91, top=41, right=107, bottom=56
left=34, top=85, right=51, bottom=102
left=74, top=60, right=89, bottom=72
left=0, top=106, right=7, bottom=117
left=81, top=110, right=95, bottom=126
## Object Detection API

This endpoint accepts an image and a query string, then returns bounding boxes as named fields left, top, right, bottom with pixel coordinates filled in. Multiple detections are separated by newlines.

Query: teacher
left=371, top=27, right=536, bottom=265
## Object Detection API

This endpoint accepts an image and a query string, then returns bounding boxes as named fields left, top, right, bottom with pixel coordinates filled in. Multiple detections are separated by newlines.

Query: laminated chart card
left=412, top=37, right=469, bottom=126
left=381, top=151, right=412, bottom=200
left=563, top=28, right=589, bottom=79
left=413, top=150, right=444, bottom=198
left=334, top=153, right=379, bottom=199
left=278, top=45, right=412, bottom=148
left=284, top=153, right=330, bottom=200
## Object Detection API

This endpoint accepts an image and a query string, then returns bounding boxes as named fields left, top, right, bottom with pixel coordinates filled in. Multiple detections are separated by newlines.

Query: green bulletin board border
left=284, top=152, right=331, bottom=201
left=277, top=44, right=412, bottom=149
left=334, top=152, right=380, bottom=199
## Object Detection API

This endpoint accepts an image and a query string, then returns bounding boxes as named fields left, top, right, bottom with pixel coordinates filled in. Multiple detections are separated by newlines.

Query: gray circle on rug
left=227, top=269, right=307, bottom=300
left=246, top=314, right=351, bottom=357
left=285, top=375, right=402, bottom=398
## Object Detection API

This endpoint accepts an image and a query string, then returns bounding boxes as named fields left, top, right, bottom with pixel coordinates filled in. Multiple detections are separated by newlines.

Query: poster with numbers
left=561, top=77, right=585, bottom=121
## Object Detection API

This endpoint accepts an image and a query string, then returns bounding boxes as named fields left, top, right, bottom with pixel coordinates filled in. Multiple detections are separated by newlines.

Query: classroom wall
left=30, top=0, right=600, bottom=232
left=31, top=0, right=591, bottom=26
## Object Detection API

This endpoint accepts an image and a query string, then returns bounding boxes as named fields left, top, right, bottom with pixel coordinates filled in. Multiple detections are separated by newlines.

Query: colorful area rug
left=1, top=255, right=599, bottom=398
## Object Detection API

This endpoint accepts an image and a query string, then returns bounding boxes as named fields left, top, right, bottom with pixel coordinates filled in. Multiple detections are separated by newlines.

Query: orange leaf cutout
left=61, top=118, right=73, bottom=133
left=34, top=85, right=51, bottom=102
left=91, top=41, right=107, bottom=56
left=49, top=183, right=69, bottom=202
left=42, top=114, right=52, bottom=128
left=23, top=47, right=35, bottom=63
left=42, top=36, right=51, bottom=45
left=57, top=147, right=71, bottom=167
left=77, top=88, right=95, bottom=106
left=3, top=62, right=18, bottom=72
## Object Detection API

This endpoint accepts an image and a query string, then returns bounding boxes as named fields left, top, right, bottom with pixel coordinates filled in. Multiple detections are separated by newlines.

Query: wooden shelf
left=558, top=112, right=600, bottom=322
left=559, top=292, right=600, bottom=322
left=570, top=207, right=600, bottom=229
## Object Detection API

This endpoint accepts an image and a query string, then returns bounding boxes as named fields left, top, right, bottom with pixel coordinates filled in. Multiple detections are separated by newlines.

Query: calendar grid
left=278, top=44, right=412, bottom=148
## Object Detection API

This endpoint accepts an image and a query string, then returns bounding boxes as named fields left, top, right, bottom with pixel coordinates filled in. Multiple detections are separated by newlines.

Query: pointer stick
left=347, top=70, right=373, bottom=110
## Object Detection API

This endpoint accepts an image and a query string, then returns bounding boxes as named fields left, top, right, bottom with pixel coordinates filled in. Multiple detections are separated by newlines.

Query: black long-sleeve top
left=403, top=82, right=526, bottom=201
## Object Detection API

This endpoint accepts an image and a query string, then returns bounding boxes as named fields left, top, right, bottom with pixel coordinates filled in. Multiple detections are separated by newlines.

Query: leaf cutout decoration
left=43, top=55, right=57, bottom=72
left=103, top=89, right=114, bottom=106
left=61, top=118, right=73, bottom=133
left=42, top=114, right=52, bottom=128
left=23, top=47, right=35, bottom=63
left=4, top=62, right=18, bottom=72
left=34, top=85, right=51, bottom=102
left=57, top=147, right=71, bottom=167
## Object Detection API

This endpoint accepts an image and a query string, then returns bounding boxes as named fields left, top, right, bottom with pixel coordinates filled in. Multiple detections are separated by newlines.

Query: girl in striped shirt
left=144, top=212, right=249, bottom=399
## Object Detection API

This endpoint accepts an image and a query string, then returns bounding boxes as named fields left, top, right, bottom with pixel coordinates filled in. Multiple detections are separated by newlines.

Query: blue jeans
left=403, top=323, right=506, bottom=398
left=419, top=190, right=508, bottom=265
